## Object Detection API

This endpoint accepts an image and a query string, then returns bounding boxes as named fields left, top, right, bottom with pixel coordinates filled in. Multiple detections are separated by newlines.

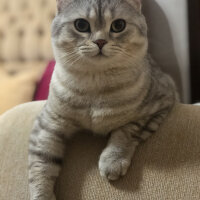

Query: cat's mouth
left=95, top=51, right=108, bottom=58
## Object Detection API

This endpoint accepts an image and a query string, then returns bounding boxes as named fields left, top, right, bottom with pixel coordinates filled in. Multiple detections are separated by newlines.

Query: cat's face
left=52, top=0, right=148, bottom=69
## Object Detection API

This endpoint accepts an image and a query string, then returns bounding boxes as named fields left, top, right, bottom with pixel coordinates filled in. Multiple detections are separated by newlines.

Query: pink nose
left=93, top=39, right=107, bottom=49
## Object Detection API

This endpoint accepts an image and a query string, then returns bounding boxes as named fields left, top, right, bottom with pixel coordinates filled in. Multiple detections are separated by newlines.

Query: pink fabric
left=34, top=60, right=55, bottom=100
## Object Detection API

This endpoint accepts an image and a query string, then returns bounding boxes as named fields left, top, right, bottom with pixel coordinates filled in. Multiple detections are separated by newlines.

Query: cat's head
left=52, top=0, right=148, bottom=70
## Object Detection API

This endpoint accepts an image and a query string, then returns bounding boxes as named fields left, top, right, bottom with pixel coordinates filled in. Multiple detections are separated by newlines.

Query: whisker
left=63, top=57, right=78, bottom=65
left=58, top=50, right=78, bottom=61
left=62, top=52, right=82, bottom=66
left=68, top=56, right=82, bottom=66
left=62, top=54, right=78, bottom=65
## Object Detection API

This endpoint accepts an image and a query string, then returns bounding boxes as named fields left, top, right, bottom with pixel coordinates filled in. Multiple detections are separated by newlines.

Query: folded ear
left=127, top=0, right=142, bottom=12
left=135, top=0, right=142, bottom=11
left=56, top=0, right=63, bottom=12
left=56, top=0, right=71, bottom=13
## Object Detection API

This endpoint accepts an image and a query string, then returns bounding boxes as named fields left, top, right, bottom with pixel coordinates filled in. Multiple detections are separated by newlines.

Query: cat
left=28, top=0, right=178, bottom=199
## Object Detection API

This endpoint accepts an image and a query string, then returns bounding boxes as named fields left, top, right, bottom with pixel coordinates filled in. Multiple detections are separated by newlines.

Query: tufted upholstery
left=0, top=0, right=57, bottom=114
left=0, top=0, right=56, bottom=62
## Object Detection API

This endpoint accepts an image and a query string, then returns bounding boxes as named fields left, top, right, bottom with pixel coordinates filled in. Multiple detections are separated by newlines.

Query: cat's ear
left=56, top=0, right=63, bottom=13
left=127, top=0, right=142, bottom=12
left=135, top=0, right=142, bottom=11
left=56, top=0, right=70, bottom=13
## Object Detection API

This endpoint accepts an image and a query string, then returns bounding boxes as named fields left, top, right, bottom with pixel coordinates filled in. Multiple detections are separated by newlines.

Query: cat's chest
left=89, top=103, right=138, bottom=135
left=63, top=91, right=141, bottom=135
left=52, top=69, right=145, bottom=134
left=61, top=100, right=137, bottom=136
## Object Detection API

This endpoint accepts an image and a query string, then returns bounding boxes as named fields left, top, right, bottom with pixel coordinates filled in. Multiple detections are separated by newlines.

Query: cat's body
left=48, top=57, right=175, bottom=135
left=28, top=0, right=178, bottom=199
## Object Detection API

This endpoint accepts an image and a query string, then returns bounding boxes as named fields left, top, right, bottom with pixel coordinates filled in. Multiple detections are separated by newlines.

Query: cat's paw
left=98, top=149, right=131, bottom=181
left=30, top=193, right=56, bottom=200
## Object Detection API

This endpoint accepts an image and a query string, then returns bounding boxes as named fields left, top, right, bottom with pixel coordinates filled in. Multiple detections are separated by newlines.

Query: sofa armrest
left=0, top=102, right=200, bottom=200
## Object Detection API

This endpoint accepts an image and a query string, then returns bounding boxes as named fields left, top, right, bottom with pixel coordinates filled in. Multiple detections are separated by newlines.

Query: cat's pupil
left=111, top=19, right=126, bottom=33
left=75, top=19, right=90, bottom=32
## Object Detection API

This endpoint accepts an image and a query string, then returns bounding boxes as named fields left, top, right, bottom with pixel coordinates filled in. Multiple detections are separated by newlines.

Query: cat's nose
left=93, top=39, right=107, bottom=49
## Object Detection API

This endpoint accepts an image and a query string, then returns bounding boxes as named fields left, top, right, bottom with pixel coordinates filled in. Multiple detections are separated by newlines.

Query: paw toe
left=99, top=157, right=131, bottom=181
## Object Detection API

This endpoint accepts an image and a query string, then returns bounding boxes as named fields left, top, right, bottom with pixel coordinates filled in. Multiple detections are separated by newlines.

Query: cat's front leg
left=28, top=109, right=79, bottom=200
left=99, top=110, right=169, bottom=181
left=98, top=126, right=139, bottom=181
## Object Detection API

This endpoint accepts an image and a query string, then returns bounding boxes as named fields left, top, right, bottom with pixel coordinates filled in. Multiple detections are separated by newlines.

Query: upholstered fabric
left=0, top=0, right=55, bottom=62
left=0, top=62, right=46, bottom=114
left=0, top=101, right=200, bottom=200
left=0, top=0, right=56, bottom=113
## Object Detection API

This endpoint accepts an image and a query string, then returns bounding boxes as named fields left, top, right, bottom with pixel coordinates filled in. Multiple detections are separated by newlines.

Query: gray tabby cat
left=28, top=0, right=178, bottom=199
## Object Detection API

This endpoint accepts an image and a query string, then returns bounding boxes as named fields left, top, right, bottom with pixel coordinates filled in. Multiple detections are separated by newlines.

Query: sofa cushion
left=0, top=102, right=200, bottom=199
left=0, top=62, right=46, bottom=114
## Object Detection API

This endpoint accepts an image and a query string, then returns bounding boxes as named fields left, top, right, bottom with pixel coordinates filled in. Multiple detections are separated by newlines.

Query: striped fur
left=29, top=0, right=178, bottom=199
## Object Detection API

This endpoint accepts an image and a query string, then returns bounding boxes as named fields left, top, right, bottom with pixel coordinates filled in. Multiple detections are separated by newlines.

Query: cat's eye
left=74, top=19, right=90, bottom=33
left=111, top=19, right=126, bottom=33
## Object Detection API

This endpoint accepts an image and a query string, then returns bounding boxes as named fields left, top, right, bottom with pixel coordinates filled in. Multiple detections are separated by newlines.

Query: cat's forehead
left=60, top=0, right=138, bottom=22
left=86, top=3, right=114, bottom=23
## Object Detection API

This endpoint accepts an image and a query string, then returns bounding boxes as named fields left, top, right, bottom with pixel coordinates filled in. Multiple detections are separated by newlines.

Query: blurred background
left=0, top=0, right=56, bottom=114
left=0, top=0, right=199, bottom=115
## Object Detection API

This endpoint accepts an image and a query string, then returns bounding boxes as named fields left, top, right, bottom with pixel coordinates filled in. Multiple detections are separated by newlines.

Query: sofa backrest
left=0, top=0, right=56, bottom=62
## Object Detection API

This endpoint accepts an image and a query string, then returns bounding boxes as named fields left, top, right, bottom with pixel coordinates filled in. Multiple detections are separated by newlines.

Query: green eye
left=74, top=19, right=90, bottom=32
left=111, top=19, right=126, bottom=33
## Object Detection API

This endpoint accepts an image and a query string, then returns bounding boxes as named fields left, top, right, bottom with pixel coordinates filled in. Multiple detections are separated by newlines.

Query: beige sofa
left=1, top=101, right=200, bottom=200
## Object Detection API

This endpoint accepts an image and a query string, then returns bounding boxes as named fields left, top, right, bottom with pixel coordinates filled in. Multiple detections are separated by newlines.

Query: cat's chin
left=94, top=53, right=108, bottom=59
left=79, top=56, right=110, bottom=67
left=80, top=52, right=118, bottom=66
left=82, top=52, right=109, bottom=61
left=90, top=54, right=112, bottom=64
